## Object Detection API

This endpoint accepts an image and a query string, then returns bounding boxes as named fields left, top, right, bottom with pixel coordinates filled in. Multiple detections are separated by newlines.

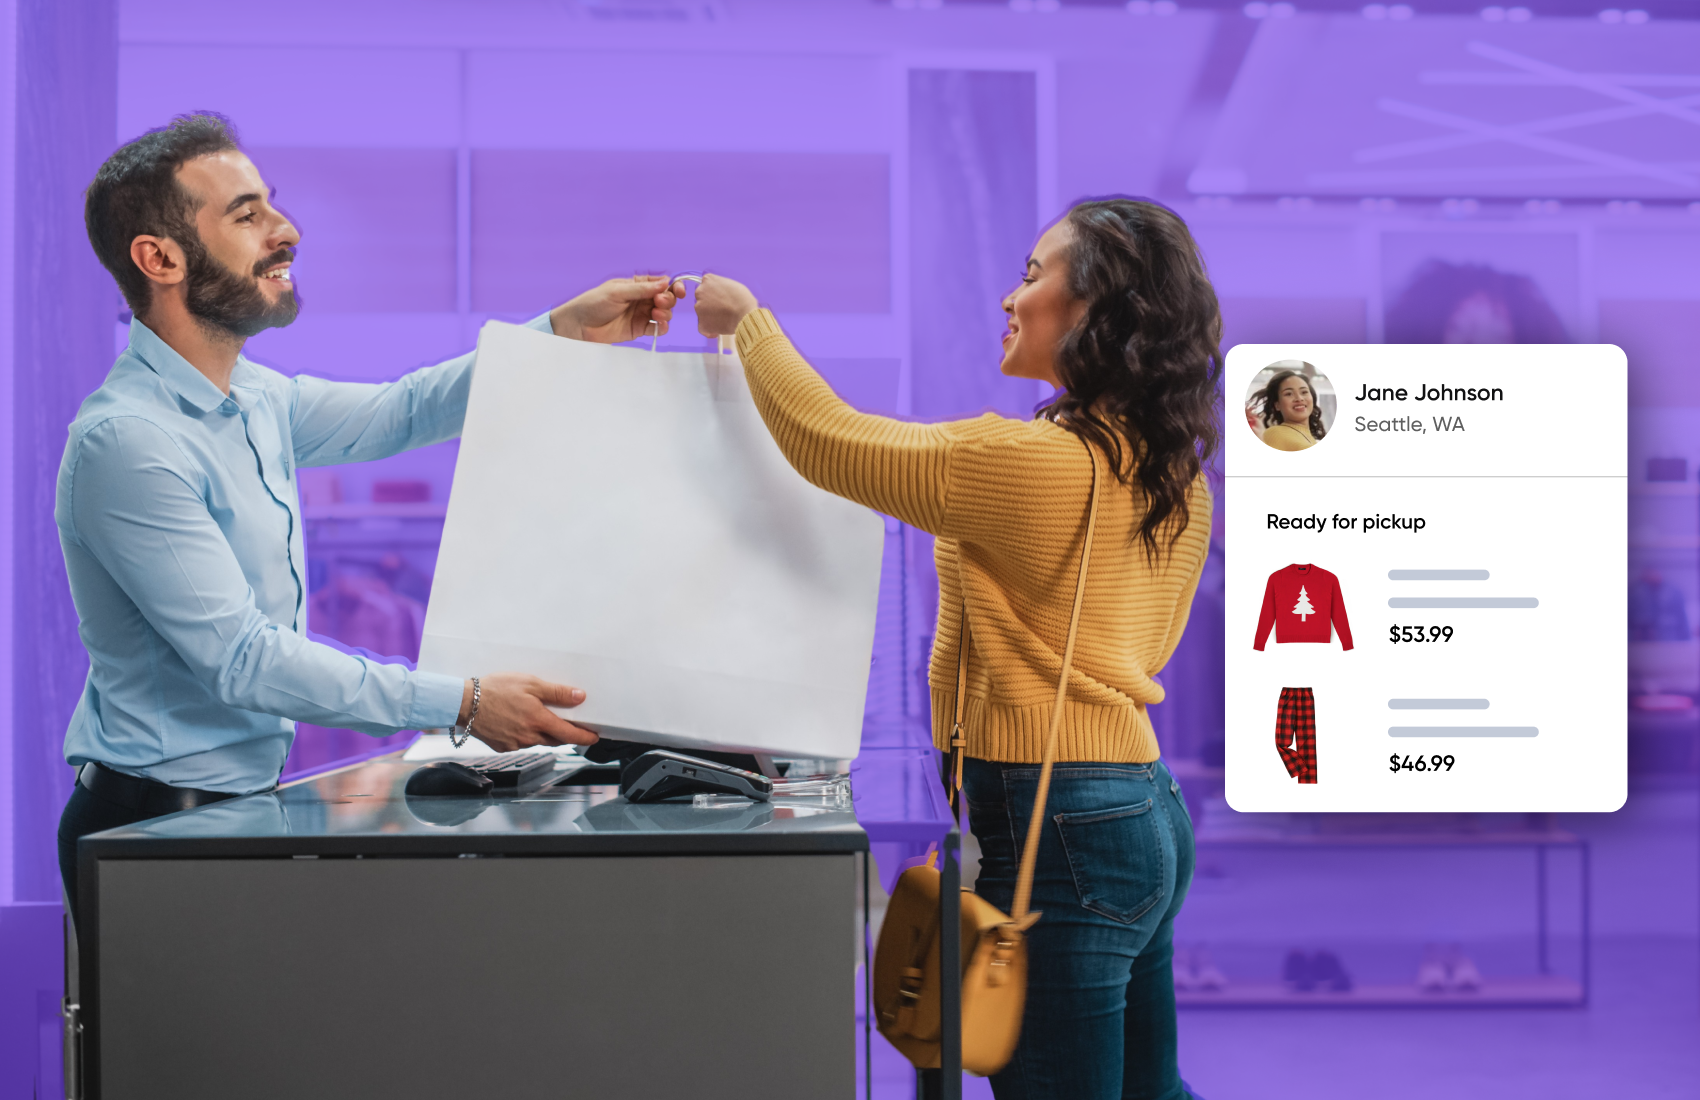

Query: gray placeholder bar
left=1388, top=597, right=1538, bottom=609
left=1388, top=569, right=1490, bottom=581
left=1389, top=699, right=1489, bottom=709
left=1389, top=727, right=1539, bottom=738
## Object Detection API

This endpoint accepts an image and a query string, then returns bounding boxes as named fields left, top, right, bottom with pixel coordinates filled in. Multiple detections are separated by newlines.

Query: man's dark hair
left=85, top=113, right=241, bottom=315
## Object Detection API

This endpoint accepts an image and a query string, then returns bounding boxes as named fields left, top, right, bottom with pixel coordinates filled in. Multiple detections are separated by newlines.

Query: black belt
left=79, top=762, right=253, bottom=816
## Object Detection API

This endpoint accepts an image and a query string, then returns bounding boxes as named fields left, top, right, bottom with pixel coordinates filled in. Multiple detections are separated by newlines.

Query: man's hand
left=458, top=672, right=599, bottom=753
left=550, top=277, right=678, bottom=343
left=694, top=273, right=760, bottom=338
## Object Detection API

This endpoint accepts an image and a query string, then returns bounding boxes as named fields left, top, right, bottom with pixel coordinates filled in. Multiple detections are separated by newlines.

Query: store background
left=1, top=0, right=1696, bottom=1096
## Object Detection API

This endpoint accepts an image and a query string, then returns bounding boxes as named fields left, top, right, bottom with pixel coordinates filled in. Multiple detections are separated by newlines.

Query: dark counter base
left=91, top=853, right=856, bottom=1099
left=74, top=756, right=868, bottom=1099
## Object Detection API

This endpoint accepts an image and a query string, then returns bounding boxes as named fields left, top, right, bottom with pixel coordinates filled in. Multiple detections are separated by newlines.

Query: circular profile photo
left=1245, top=361, right=1336, bottom=452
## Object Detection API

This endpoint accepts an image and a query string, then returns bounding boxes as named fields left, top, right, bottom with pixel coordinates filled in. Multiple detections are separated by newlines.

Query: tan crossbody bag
left=871, top=445, right=1101, bottom=1076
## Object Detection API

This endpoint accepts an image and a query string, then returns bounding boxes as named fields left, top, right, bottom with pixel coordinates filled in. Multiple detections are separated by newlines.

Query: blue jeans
left=963, top=757, right=1198, bottom=1100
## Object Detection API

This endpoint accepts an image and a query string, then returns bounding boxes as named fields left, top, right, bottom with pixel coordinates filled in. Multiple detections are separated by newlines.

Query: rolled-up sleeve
left=67, top=417, right=464, bottom=733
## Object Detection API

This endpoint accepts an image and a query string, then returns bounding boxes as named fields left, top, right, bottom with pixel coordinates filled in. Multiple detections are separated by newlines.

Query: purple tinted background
left=3, top=2, right=1698, bottom=1097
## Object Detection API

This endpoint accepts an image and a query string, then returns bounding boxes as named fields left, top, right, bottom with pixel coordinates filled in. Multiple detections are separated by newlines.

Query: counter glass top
left=83, top=759, right=866, bottom=857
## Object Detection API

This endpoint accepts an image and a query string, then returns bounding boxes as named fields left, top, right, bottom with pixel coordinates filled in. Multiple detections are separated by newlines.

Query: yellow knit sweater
left=736, top=310, right=1212, bottom=764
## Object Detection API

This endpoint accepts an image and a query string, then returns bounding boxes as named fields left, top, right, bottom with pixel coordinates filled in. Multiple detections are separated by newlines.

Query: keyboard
left=458, top=751, right=559, bottom=790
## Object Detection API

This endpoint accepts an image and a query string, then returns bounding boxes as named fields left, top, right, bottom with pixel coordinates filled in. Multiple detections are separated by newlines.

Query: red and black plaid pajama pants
left=1275, top=687, right=1318, bottom=784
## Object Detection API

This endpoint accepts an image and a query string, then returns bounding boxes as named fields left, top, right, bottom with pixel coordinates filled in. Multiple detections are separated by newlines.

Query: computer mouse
left=404, top=761, right=494, bottom=797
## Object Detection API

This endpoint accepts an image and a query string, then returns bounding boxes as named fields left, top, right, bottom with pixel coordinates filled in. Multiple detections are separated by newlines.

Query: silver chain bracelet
left=449, top=676, right=481, bottom=748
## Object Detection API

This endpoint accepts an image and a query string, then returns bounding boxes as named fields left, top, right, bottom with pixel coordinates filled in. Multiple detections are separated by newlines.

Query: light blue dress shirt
left=56, top=314, right=553, bottom=793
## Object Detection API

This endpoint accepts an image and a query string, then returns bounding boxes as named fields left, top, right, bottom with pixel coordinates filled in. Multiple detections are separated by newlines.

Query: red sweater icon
left=1254, top=564, right=1353, bottom=651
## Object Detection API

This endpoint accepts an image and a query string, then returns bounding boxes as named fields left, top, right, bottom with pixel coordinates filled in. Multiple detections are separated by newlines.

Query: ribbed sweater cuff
left=735, top=308, right=785, bottom=356
left=931, top=689, right=1162, bottom=764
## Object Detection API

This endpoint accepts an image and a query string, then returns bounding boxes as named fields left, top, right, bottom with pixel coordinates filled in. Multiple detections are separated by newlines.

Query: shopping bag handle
left=650, top=272, right=728, bottom=355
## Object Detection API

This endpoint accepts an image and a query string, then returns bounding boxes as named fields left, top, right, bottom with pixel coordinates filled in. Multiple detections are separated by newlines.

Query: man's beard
left=182, top=235, right=300, bottom=340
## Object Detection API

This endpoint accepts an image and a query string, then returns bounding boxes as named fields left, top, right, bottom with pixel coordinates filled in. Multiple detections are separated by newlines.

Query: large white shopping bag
left=418, top=322, right=886, bottom=759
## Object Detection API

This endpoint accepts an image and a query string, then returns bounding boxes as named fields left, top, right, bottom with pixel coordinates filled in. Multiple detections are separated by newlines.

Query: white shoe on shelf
left=1192, top=946, right=1228, bottom=991
left=1172, top=947, right=1198, bottom=991
left=1416, top=944, right=1449, bottom=993
left=1447, top=945, right=1483, bottom=992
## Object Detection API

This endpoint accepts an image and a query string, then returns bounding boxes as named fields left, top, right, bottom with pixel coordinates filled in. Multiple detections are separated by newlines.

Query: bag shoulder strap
left=946, top=599, right=971, bottom=815
left=1011, top=441, right=1101, bottom=922
left=940, top=438, right=1102, bottom=917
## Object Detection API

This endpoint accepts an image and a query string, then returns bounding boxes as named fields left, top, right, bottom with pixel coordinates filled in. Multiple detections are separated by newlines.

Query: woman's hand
left=459, top=672, right=599, bottom=753
left=550, top=277, right=678, bottom=343
left=694, top=273, right=760, bottom=338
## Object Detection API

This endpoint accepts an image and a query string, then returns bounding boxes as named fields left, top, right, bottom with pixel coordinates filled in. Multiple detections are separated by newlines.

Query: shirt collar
left=126, top=317, right=238, bottom=414
left=229, top=358, right=267, bottom=399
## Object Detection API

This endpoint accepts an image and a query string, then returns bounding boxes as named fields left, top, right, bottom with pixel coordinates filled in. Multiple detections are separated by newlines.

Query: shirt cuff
left=526, top=311, right=555, bottom=336
left=408, top=671, right=467, bottom=731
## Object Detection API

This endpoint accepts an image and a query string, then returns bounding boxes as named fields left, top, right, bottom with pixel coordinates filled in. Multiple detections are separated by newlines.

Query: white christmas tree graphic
left=1291, top=585, right=1315, bottom=621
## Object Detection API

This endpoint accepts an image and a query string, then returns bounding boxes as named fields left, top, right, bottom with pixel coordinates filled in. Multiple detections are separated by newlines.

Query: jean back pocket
left=1053, top=799, right=1168, bottom=925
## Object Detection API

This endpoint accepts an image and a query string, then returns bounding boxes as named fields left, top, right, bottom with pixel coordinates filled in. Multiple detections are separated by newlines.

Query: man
left=56, top=113, right=674, bottom=916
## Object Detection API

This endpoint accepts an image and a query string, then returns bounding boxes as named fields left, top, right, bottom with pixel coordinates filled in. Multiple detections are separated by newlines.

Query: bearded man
left=56, top=113, right=674, bottom=919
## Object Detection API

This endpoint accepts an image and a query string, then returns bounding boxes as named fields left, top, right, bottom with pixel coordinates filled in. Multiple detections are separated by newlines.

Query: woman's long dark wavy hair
left=1260, top=370, right=1326, bottom=441
left=1037, top=198, right=1223, bottom=560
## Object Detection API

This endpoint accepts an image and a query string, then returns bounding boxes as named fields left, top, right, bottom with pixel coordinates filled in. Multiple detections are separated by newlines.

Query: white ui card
left=418, top=322, right=886, bottom=760
left=1224, top=344, right=1626, bottom=812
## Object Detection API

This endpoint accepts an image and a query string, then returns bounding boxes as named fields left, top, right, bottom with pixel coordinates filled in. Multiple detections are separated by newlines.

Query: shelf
left=302, top=503, right=447, bottom=521
left=302, top=534, right=447, bottom=551
left=1194, top=828, right=1581, bottom=848
left=1629, top=483, right=1700, bottom=498
left=1176, top=976, right=1582, bottom=1008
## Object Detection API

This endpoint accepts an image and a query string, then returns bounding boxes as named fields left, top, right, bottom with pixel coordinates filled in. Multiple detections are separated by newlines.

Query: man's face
left=173, top=151, right=301, bottom=338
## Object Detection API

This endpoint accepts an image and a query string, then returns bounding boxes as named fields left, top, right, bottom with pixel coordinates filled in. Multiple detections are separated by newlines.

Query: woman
left=695, top=197, right=1217, bottom=1100
left=1384, top=259, right=1567, bottom=344
left=1258, top=369, right=1324, bottom=451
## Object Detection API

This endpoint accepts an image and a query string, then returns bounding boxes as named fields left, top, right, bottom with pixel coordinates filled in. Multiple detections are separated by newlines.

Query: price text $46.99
left=1390, top=754, right=1456, bottom=773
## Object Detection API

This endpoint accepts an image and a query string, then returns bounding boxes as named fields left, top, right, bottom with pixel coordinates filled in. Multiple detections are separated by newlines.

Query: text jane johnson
left=1352, top=382, right=1505, bottom=435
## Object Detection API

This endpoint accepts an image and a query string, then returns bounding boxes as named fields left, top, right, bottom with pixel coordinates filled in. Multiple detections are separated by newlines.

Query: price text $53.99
left=1389, top=625, right=1453, bottom=644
